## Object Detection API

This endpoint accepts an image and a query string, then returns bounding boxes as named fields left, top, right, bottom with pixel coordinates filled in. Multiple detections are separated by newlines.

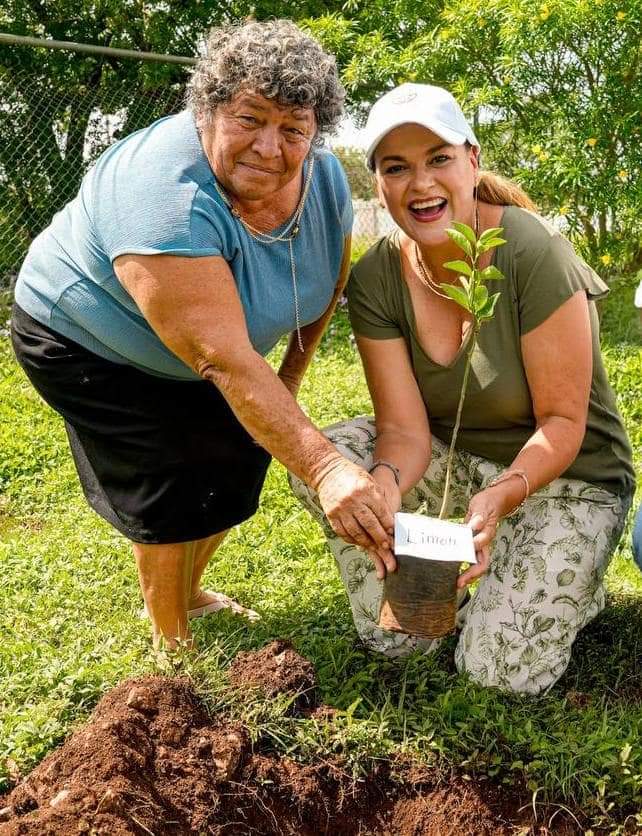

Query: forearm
left=200, top=350, right=342, bottom=489
left=373, top=428, right=431, bottom=495
left=487, top=416, right=586, bottom=516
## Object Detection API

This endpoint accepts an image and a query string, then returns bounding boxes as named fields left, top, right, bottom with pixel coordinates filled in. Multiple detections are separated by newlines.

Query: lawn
left=0, top=273, right=640, bottom=830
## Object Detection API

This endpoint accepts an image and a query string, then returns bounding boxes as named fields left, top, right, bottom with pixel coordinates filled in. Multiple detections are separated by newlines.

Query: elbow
left=194, top=353, right=227, bottom=385
left=193, top=345, right=256, bottom=392
left=536, top=413, right=587, bottom=459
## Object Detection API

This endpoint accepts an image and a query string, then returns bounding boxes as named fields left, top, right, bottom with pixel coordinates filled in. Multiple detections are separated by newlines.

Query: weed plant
left=0, top=274, right=640, bottom=829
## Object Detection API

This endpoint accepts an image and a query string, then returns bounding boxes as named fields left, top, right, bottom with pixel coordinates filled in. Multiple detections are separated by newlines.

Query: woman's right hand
left=315, top=458, right=396, bottom=579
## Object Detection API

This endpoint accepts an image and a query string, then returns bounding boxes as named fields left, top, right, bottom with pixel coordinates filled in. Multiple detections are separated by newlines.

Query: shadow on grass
left=556, top=593, right=642, bottom=703
left=194, top=581, right=642, bottom=712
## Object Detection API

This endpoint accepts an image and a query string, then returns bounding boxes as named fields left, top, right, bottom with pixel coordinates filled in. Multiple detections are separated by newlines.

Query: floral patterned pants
left=289, top=416, right=631, bottom=694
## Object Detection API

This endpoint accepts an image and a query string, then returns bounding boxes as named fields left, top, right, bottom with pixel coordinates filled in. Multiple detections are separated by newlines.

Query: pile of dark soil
left=0, top=641, right=584, bottom=835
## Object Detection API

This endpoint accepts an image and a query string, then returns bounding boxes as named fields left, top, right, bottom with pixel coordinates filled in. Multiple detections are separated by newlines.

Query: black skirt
left=10, top=304, right=271, bottom=544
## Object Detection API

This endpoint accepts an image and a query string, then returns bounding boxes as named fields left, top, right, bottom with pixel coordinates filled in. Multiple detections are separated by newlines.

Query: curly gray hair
left=186, top=19, right=345, bottom=144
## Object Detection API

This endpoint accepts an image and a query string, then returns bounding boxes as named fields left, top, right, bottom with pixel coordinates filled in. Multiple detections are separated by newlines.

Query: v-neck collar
left=390, top=209, right=507, bottom=370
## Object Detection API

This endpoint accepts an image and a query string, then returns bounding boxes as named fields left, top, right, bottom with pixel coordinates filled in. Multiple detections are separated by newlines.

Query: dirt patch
left=229, top=639, right=317, bottom=711
left=0, top=643, right=592, bottom=835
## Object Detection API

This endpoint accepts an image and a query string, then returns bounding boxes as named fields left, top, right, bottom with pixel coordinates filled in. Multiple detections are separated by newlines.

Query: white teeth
left=410, top=198, right=446, bottom=210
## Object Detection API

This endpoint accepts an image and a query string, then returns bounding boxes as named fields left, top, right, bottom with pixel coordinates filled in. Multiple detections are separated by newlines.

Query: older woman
left=10, top=20, right=395, bottom=649
left=291, top=83, right=635, bottom=694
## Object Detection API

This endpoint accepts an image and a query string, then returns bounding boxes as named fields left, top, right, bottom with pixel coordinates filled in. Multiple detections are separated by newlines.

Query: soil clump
left=0, top=641, right=593, bottom=835
left=229, top=638, right=317, bottom=711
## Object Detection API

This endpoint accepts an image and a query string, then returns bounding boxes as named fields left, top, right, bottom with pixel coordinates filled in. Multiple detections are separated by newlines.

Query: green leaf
left=480, top=265, right=505, bottom=281
left=477, top=238, right=507, bottom=254
left=478, top=292, right=501, bottom=320
left=451, top=221, right=477, bottom=245
left=458, top=276, right=470, bottom=293
left=443, top=259, right=473, bottom=277
left=440, top=283, right=471, bottom=310
left=478, top=226, right=504, bottom=245
left=446, top=229, right=473, bottom=258
left=473, top=285, right=489, bottom=311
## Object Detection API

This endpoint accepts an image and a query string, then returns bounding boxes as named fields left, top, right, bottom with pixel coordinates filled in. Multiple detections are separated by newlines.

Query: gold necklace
left=413, top=244, right=452, bottom=300
left=213, top=157, right=316, bottom=353
left=413, top=203, right=481, bottom=300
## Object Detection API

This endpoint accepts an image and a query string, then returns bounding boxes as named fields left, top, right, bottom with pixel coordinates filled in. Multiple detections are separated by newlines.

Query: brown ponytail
left=477, top=170, right=536, bottom=211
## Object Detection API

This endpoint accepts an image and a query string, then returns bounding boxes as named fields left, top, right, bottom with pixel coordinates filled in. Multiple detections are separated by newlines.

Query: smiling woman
left=10, top=20, right=398, bottom=651
left=290, top=83, right=635, bottom=694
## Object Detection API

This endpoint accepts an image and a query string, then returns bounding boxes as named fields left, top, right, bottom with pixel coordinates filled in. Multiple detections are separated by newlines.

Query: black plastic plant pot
left=378, top=556, right=460, bottom=639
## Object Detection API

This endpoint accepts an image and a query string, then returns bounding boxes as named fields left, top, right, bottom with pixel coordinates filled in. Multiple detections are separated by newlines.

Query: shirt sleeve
left=347, top=259, right=403, bottom=340
left=517, top=232, right=609, bottom=335
left=635, top=277, right=642, bottom=308
left=97, top=174, right=225, bottom=262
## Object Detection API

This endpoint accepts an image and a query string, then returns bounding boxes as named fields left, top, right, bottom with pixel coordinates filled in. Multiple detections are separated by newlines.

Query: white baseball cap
left=363, top=83, right=480, bottom=170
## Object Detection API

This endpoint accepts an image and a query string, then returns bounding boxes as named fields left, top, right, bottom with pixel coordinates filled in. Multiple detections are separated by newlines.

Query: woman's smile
left=408, top=197, right=448, bottom=222
left=201, top=91, right=316, bottom=206
left=373, top=122, right=479, bottom=248
left=238, top=160, right=284, bottom=175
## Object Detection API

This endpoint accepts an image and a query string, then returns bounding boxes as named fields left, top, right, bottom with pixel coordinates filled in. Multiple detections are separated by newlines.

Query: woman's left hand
left=457, top=488, right=502, bottom=588
left=365, top=466, right=403, bottom=577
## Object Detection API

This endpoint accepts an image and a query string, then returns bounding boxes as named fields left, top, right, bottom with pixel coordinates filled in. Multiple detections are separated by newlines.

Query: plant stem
left=438, top=327, right=478, bottom=520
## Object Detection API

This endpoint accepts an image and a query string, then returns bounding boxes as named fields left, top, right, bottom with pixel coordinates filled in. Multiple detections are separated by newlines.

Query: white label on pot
left=394, top=513, right=476, bottom=564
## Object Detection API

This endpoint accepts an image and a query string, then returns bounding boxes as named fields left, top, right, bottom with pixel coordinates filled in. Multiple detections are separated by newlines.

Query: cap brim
left=365, top=119, right=469, bottom=167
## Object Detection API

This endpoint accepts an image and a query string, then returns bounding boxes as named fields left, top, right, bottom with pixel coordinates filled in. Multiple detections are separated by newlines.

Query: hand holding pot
left=365, top=466, right=403, bottom=578
left=458, top=488, right=502, bottom=588
left=315, top=458, right=395, bottom=578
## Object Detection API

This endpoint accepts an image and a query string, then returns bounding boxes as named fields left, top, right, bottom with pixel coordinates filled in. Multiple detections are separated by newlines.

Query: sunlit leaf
left=446, top=229, right=473, bottom=258
left=478, top=292, right=501, bottom=320
left=478, top=226, right=504, bottom=245
left=473, top=285, right=488, bottom=310
left=480, top=265, right=505, bottom=281
left=444, top=259, right=473, bottom=276
left=477, top=237, right=507, bottom=253
left=440, top=283, right=471, bottom=310
left=451, top=221, right=477, bottom=245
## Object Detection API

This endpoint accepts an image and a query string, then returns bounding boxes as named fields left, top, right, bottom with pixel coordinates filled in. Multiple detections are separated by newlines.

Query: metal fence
left=0, top=34, right=192, bottom=288
left=0, top=34, right=387, bottom=290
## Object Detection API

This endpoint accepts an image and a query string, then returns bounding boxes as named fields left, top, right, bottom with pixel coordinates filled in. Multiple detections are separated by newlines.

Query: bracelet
left=369, top=459, right=400, bottom=487
left=486, top=468, right=530, bottom=517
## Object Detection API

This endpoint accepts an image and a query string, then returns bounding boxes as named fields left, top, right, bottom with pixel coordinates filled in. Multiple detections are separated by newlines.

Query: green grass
left=0, top=275, right=641, bottom=830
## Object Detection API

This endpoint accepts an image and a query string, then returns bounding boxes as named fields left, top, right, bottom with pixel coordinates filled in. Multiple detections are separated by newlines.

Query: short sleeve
left=635, top=277, right=642, bottom=308
left=104, top=186, right=226, bottom=262
left=188, top=188, right=230, bottom=257
left=347, top=246, right=403, bottom=339
left=517, top=232, right=609, bottom=335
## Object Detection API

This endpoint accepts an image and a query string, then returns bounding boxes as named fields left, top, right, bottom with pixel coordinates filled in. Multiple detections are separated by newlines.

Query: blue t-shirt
left=15, top=110, right=353, bottom=380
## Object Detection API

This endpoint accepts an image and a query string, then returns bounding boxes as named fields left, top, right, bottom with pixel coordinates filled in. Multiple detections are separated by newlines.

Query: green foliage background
left=309, top=0, right=642, bottom=272
left=1, top=0, right=641, bottom=277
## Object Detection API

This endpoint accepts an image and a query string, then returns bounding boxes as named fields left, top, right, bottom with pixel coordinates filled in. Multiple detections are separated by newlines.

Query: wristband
left=369, top=459, right=400, bottom=487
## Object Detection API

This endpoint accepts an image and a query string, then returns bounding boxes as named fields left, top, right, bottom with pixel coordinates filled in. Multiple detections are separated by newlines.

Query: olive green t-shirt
left=347, top=206, right=634, bottom=498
